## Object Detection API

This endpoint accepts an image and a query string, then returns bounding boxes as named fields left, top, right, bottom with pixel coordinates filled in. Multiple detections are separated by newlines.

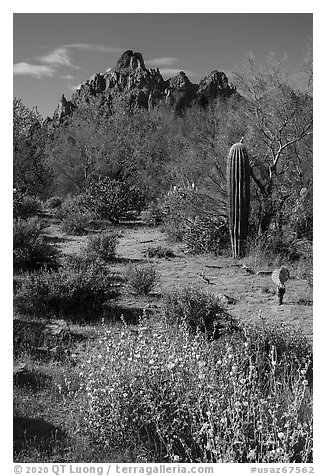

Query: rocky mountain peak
left=115, top=50, right=146, bottom=71
left=50, top=49, right=237, bottom=122
left=53, top=94, right=76, bottom=121
left=196, top=70, right=236, bottom=108
left=167, top=71, right=193, bottom=91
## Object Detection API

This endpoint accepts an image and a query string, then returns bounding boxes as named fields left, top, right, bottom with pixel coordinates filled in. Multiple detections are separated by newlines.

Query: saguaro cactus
left=227, top=142, right=251, bottom=258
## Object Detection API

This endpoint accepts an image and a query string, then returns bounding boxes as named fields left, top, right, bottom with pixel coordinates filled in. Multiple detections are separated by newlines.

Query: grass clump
left=13, top=217, right=60, bottom=272
left=14, top=191, right=43, bottom=219
left=163, top=285, right=238, bottom=339
left=64, top=317, right=312, bottom=463
left=86, top=232, right=118, bottom=262
left=127, top=263, right=160, bottom=295
left=145, top=245, right=175, bottom=259
left=14, top=260, right=118, bottom=320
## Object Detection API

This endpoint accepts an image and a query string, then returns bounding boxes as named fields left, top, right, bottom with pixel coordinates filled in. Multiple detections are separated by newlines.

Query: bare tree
left=232, top=52, right=313, bottom=233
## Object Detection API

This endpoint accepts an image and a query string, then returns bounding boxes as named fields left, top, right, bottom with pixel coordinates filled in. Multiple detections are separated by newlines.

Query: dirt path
left=45, top=221, right=313, bottom=337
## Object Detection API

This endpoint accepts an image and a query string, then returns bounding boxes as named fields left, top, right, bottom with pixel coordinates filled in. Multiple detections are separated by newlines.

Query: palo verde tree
left=171, top=95, right=248, bottom=224
left=46, top=99, right=113, bottom=195
left=47, top=97, right=179, bottom=201
left=13, top=98, right=53, bottom=197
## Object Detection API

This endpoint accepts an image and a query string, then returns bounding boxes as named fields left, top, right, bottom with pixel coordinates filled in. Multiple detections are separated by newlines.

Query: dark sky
left=13, top=13, right=312, bottom=117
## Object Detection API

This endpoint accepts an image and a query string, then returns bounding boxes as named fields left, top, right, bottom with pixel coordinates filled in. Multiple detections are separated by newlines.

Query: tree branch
left=249, top=166, right=267, bottom=197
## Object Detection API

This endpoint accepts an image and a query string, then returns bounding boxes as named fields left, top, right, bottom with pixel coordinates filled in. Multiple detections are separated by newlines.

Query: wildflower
left=173, top=455, right=180, bottom=462
left=302, top=380, right=308, bottom=386
left=277, top=432, right=285, bottom=439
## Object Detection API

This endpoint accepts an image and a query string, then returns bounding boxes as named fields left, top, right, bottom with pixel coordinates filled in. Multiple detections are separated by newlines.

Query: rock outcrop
left=196, top=70, right=236, bottom=108
left=165, top=71, right=198, bottom=112
left=51, top=49, right=237, bottom=121
left=53, top=94, right=76, bottom=122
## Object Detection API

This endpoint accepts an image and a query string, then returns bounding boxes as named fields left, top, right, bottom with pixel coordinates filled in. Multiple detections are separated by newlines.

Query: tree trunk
left=258, top=200, right=275, bottom=235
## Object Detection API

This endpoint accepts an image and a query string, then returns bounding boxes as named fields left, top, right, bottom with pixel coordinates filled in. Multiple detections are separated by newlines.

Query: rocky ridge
left=50, top=49, right=236, bottom=122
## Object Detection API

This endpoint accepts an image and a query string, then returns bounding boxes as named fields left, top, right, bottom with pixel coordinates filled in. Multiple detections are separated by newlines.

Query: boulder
left=89, top=73, right=106, bottom=93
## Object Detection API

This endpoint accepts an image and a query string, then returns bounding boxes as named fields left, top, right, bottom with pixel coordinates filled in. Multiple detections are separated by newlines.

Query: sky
left=13, top=13, right=312, bottom=118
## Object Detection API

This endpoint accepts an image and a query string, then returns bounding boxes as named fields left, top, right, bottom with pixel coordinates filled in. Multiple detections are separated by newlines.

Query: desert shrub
left=60, top=253, right=103, bottom=271
left=45, top=196, right=63, bottom=209
left=58, top=194, right=95, bottom=234
left=13, top=261, right=118, bottom=320
left=159, top=187, right=196, bottom=241
left=296, top=239, right=313, bottom=287
left=145, top=246, right=175, bottom=259
left=59, top=196, right=93, bottom=234
left=163, top=285, right=237, bottom=339
left=289, top=187, right=313, bottom=243
left=127, top=263, right=160, bottom=295
left=65, top=318, right=312, bottom=463
left=183, top=216, right=229, bottom=255
left=247, top=229, right=311, bottom=266
left=13, top=189, right=24, bottom=218
left=86, top=232, right=118, bottom=262
left=13, top=217, right=60, bottom=272
left=87, top=177, right=146, bottom=222
left=13, top=317, right=74, bottom=363
left=159, top=186, right=229, bottom=256
left=61, top=211, right=94, bottom=235
left=248, top=187, right=313, bottom=265
left=57, top=194, right=91, bottom=217
left=13, top=190, right=42, bottom=219
left=141, top=201, right=164, bottom=226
